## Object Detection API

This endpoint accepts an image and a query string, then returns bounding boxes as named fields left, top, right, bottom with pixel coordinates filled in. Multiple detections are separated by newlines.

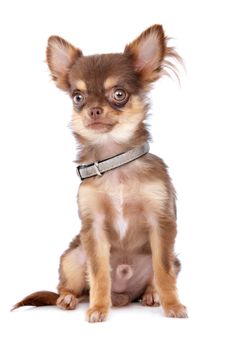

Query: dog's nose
left=88, top=107, right=103, bottom=120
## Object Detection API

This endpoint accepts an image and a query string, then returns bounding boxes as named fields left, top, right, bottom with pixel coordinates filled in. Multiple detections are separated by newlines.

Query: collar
left=76, top=143, right=149, bottom=180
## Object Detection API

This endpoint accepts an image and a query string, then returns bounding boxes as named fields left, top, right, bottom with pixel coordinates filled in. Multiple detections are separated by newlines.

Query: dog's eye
left=112, top=88, right=128, bottom=102
left=73, top=92, right=85, bottom=105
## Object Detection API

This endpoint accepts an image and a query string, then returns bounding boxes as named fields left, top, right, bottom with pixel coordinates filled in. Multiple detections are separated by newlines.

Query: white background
left=0, top=0, right=232, bottom=349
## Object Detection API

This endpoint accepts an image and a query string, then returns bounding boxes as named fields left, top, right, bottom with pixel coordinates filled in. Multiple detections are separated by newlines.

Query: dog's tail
left=11, top=291, right=59, bottom=311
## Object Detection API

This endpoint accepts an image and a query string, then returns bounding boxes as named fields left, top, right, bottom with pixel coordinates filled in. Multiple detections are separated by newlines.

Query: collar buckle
left=94, top=161, right=102, bottom=176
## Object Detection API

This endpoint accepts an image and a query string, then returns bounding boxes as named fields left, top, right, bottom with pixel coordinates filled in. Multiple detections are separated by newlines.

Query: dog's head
left=46, top=25, right=177, bottom=145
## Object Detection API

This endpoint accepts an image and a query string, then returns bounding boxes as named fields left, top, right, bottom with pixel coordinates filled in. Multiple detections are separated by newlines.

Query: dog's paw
left=86, top=306, right=109, bottom=323
left=164, top=303, right=188, bottom=318
left=140, top=291, right=160, bottom=307
left=56, top=294, right=78, bottom=310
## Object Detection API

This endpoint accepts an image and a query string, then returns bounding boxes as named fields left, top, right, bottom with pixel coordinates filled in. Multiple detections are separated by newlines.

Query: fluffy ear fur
left=46, top=36, right=82, bottom=90
left=124, top=25, right=168, bottom=84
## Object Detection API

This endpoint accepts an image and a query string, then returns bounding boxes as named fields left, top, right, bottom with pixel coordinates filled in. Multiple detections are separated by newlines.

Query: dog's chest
left=103, top=169, right=145, bottom=240
left=79, top=165, right=169, bottom=240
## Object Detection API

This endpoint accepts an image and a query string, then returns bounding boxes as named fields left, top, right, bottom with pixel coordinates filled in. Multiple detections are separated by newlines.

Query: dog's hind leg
left=57, top=237, right=88, bottom=310
left=140, top=277, right=160, bottom=307
left=140, top=257, right=180, bottom=307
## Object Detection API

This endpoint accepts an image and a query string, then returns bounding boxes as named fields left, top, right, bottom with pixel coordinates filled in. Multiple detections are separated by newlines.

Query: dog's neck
left=75, top=126, right=150, bottom=164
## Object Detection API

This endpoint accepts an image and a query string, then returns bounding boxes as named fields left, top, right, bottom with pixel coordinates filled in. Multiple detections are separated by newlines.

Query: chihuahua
left=13, top=24, right=187, bottom=322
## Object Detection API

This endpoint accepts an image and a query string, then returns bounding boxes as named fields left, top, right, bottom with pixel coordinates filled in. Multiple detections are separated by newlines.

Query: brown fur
left=12, top=291, right=59, bottom=310
left=13, top=24, right=187, bottom=322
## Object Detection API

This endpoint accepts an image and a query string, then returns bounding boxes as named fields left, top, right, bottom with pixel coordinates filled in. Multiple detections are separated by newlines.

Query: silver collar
left=77, top=143, right=149, bottom=180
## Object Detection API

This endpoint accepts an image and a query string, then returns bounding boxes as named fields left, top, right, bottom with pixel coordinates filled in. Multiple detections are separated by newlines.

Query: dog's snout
left=88, top=107, right=103, bottom=120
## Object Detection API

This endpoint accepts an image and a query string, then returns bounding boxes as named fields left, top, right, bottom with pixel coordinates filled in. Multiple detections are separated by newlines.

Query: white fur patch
left=109, top=119, right=138, bottom=143
left=112, top=185, right=128, bottom=239
left=115, top=215, right=128, bottom=239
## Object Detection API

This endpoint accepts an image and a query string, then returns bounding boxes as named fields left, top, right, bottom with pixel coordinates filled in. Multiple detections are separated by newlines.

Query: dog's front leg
left=81, top=225, right=111, bottom=323
left=149, top=217, right=187, bottom=318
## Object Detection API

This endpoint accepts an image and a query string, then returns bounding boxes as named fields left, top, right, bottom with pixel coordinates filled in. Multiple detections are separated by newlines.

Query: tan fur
left=140, top=277, right=160, bottom=306
left=104, top=76, right=119, bottom=90
left=149, top=226, right=187, bottom=317
left=75, top=79, right=87, bottom=91
left=81, top=227, right=111, bottom=322
left=59, top=246, right=86, bottom=295
left=13, top=24, right=187, bottom=322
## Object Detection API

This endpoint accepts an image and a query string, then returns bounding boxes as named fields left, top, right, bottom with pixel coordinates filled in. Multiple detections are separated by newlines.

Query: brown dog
left=13, top=24, right=187, bottom=322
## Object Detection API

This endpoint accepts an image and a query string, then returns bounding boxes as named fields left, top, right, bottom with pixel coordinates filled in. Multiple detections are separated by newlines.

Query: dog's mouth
left=87, top=121, right=116, bottom=130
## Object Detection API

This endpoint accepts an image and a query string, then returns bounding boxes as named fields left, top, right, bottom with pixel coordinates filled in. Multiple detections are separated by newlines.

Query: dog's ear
left=124, top=25, right=166, bottom=84
left=46, top=36, right=82, bottom=90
